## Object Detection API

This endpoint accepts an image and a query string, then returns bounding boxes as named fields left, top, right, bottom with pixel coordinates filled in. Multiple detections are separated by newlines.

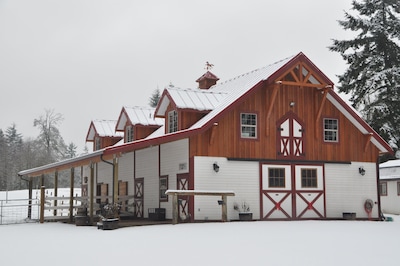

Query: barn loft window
left=168, top=110, right=178, bottom=133
left=380, top=182, right=387, bottom=196
left=95, top=137, right=101, bottom=151
left=241, top=113, right=257, bottom=138
left=159, top=175, right=168, bottom=201
left=268, top=168, right=285, bottom=188
left=323, top=118, right=338, bottom=142
left=301, top=169, right=317, bottom=188
left=126, top=125, right=134, bottom=142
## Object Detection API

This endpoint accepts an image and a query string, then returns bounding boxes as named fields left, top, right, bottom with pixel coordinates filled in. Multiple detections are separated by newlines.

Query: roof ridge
left=216, top=54, right=295, bottom=86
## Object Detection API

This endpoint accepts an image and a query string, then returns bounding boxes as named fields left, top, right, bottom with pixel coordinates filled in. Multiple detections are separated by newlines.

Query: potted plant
left=234, top=202, right=253, bottom=221
left=97, top=203, right=120, bottom=230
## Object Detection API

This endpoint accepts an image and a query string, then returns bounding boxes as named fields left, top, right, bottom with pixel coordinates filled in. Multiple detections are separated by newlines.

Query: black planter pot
left=239, top=213, right=253, bottom=221
left=98, top=218, right=119, bottom=230
left=75, top=216, right=90, bottom=226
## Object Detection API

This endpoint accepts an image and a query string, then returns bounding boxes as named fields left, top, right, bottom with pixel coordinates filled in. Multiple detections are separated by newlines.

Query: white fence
left=0, top=198, right=40, bottom=225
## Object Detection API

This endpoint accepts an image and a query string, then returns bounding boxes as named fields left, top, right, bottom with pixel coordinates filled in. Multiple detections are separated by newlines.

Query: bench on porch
left=165, top=190, right=235, bottom=224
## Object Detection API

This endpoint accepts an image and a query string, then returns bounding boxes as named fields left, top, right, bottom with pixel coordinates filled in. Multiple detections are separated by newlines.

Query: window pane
left=301, top=169, right=317, bottom=188
left=324, top=119, right=338, bottom=142
left=241, top=113, right=257, bottom=138
left=268, top=168, right=285, bottom=188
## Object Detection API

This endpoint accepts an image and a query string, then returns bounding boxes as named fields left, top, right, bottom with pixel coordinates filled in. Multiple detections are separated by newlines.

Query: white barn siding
left=118, top=152, right=134, bottom=196
left=135, top=146, right=159, bottom=218
left=96, top=161, right=113, bottom=189
left=325, top=162, right=378, bottom=219
left=193, top=157, right=259, bottom=221
left=160, top=139, right=189, bottom=219
left=380, top=180, right=400, bottom=214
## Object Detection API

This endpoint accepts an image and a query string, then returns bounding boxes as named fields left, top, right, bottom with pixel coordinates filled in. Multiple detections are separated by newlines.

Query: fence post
left=40, top=186, right=45, bottom=223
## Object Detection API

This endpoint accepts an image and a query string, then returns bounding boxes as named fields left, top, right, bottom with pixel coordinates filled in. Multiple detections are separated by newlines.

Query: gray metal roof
left=116, top=106, right=164, bottom=130
left=87, top=120, right=123, bottom=141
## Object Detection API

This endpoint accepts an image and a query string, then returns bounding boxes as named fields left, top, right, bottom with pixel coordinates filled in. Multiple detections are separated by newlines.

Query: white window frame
left=168, top=110, right=178, bottom=133
left=323, top=118, right=338, bottom=142
left=126, top=125, right=134, bottom=142
left=241, top=113, right=257, bottom=138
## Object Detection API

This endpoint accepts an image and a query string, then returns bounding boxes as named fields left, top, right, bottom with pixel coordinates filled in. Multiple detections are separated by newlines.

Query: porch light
left=359, top=167, right=366, bottom=176
left=213, top=162, right=220, bottom=173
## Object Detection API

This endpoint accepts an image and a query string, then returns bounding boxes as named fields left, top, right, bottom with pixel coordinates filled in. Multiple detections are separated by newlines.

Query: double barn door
left=261, top=111, right=325, bottom=220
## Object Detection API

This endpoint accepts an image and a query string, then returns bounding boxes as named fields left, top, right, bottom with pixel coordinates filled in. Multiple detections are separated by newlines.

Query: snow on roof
left=166, top=87, right=227, bottom=111
left=87, top=120, right=123, bottom=141
left=189, top=55, right=295, bottom=129
left=116, top=106, right=164, bottom=131
left=380, top=159, right=400, bottom=169
left=380, top=175, right=400, bottom=180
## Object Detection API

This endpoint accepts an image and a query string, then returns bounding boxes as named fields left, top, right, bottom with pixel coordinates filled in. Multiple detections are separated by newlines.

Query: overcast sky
left=0, top=0, right=354, bottom=153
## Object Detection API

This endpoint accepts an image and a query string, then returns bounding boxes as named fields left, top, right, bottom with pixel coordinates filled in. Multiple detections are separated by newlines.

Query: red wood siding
left=189, top=66, right=380, bottom=162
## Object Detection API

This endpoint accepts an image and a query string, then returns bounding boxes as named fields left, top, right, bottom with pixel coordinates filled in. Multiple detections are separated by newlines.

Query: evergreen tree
left=329, top=0, right=400, bottom=149
left=4, top=124, right=23, bottom=190
left=0, top=129, right=7, bottom=190
left=149, top=88, right=161, bottom=107
left=65, top=142, right=77, bottom=158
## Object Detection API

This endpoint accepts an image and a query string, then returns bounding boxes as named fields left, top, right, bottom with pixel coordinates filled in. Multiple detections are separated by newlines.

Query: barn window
left=301, top=169, right=317, bottom=188
left=323, top=118, right=338, bottom=142
left=380, top=182, right=387, bottom=196
left=126, top=125, right=134, bottom=142
left=268, top=168, right=285, bottom=188
left=241, top=113, right=257, bottom=138
left=168, top=110, right=178, bottom=133
left=160, top=176, right=168, bottom=201
left=95, top=137, right=101, bottom=150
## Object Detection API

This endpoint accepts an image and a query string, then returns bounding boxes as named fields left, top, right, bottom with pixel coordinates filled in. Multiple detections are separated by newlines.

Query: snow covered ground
left=1, top=190, right=399, bottom=266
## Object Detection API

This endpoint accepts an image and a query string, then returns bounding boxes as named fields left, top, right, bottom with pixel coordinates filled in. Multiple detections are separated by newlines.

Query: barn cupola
left=196, top=61, right=219, bottom=90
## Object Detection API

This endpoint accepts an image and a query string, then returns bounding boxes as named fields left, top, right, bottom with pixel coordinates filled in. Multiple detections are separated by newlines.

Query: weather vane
left=205, top=61, right=214, bottom=71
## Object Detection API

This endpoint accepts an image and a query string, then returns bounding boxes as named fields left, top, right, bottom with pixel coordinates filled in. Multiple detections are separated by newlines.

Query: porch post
left=172, top=193, right=178, bottom=225
left=40, top=186, right=45, bottom=223
left=90, top=163, right=94, bottom=224
left=113, top=156, right=119, bottom=204
left=27, top=177, right=33, bottom=219
left=53, top=171, right=58, bottom=216
left=221, top=195, right=228, bottom=222
left=69, top=168, right=74, bottom=223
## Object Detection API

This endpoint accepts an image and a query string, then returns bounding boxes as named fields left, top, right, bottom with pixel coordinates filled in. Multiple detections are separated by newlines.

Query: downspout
left=100, top=154, right=115, bottom=204
left=376, top=159, right=382, bottom=220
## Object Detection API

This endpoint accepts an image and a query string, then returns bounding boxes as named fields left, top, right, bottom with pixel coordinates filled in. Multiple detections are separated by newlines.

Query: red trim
left=266, top=52, right=334, bottom=87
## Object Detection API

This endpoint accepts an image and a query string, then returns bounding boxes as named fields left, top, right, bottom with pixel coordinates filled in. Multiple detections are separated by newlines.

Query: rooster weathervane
left=205, top=61, right=214, bottom=71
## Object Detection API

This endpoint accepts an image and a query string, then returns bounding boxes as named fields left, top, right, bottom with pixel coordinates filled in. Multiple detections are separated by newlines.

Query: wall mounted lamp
left=289, top=101, right=295, bottom=107
left=359, top=166, right=366, bottom=176
left=213, top=162, right=220, bottom=173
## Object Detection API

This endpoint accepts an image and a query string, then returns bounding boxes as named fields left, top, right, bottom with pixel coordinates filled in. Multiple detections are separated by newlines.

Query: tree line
left=0, top=109, right=81, bottom=191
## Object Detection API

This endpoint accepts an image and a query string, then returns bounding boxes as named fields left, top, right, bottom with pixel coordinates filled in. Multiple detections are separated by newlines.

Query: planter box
left=342, top=212, right=356, bottom=220
left=148, top=208, right=166, bottom=221
left=75, top=216, right=90, bottom=226
left=239, top=213, right=253, bottom=221
left=98, top=218, right=119, bottom=230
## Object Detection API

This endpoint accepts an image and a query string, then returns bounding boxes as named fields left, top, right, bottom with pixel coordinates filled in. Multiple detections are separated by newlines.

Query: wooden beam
left=266, top=83, right=280, bottom=136
left=315, top=88, right=329, bottom=139
left=209, top=122, right=218, bottom=145
left=364, top=133, right=373, bottom=152
left=277, top=81, right=326, bottom=88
